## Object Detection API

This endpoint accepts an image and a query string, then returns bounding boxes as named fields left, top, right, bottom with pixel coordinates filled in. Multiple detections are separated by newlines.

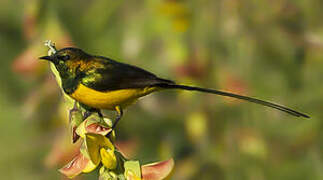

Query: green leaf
left=99, top=166, right=113, bottom=180
left=124, top=160, right=141, bottom=179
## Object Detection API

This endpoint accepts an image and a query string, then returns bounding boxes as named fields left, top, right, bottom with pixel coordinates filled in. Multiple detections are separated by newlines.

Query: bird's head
left=39, top=47, right=89, bottom=65
left=39, top=47, right=91, bottom=78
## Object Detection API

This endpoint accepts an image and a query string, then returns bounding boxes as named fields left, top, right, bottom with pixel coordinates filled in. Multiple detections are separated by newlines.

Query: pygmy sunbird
left=39, top=48, right=309, bottom=135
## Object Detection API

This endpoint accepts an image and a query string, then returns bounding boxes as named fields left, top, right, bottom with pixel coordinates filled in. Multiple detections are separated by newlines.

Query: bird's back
left=70, top=55, right=174, bottom=110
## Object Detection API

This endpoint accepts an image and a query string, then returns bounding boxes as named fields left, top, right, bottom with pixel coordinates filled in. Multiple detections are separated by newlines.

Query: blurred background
left=0, top=0, right=322, bottom=179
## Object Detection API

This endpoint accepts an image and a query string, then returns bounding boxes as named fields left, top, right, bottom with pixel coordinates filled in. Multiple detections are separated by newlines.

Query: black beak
left=39, top=55, right=53, bottom=61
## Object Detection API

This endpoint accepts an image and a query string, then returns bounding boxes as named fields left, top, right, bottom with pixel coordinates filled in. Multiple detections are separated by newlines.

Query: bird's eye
left=62, top=55, right=70, bottom=60
left=58, top=55, right=70, bottom=61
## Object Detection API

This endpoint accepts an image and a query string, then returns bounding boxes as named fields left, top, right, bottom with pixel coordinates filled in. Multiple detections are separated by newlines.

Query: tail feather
left=158, top=83, right=309, bottom=118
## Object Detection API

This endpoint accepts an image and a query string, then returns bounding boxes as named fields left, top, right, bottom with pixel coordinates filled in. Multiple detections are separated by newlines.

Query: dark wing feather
left=81, top=56, right=174, bottom=91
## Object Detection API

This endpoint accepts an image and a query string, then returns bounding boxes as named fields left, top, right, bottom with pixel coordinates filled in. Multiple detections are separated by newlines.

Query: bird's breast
left=70, top=84, right=159, bottom=110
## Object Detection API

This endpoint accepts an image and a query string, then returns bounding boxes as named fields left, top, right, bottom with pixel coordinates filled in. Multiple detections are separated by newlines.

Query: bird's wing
left=81, top=56, right=174, bottom=92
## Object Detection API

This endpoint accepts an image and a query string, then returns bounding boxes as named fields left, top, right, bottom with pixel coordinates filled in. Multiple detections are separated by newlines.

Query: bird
left=39, top=47, right=310, bottom=135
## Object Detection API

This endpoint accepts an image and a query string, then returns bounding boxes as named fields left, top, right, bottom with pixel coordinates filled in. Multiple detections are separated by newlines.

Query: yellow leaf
left=84, top=133, right=102, bottom=165
left=100, top=148, right=117, bottom=170
left=84, top=133, right=115, bottom=166
left=76, top=120, right=87, bottom=138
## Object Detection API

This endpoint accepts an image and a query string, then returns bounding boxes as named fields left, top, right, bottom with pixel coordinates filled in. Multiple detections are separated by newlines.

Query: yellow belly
left=70, top=84, right=159, bottom=110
